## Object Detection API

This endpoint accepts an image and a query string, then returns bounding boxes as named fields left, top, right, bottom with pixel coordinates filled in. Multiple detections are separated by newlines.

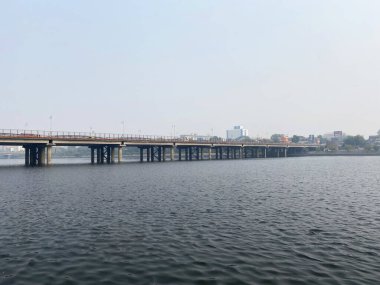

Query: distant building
left=368, top=130, right=380, bottom=146
left=323, top=131, right=345, bottom=145
left=280, top=135, right=289, bottom=143
left=226, top=126, right=248, bottom=140
left=307, top=135, right=321, bottom=144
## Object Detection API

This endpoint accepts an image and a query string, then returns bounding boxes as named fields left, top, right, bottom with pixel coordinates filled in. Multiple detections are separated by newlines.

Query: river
left=0, top=157, right=379, bottom=284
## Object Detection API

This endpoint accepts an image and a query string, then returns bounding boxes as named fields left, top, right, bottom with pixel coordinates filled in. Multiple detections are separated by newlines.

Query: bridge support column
left=23, top=145, right=47, bottom=167
left=264, top=148, right=267, bottom=158
left=29, top=147, right=34, bottom=166
left=38, top=146, right=46, bottom=166
left=208, top=148, right=212, bottom=160
left=196, top=147, right=200, bottom=160
left=284, top=148, right=287, bottom=158
left=158, top=147, right=162, bottom=162
left=90, top=147, right=95, bottom=164
left=46, top=145, right=52, bottom=165
left=189, top=147, right=193, bottom=161
left=24, top=146, right=30, bottom=166
left=170, top=147, right=174, bottom=161
left=118, top=146, right=122, bottom=163
left=150, top=146, right=155, bottom=162
left=147, top=147, right=151, bottom=162
left=100, top=147, right=104, bottom=164
left=97, top=147, right=101, bottom=164
left=140, top=148, right=144, bottom=162
left=178, top=148, right=182, bottom=161
left=111, top=147, right=115, bottom=164
left=277, top=148, right=280, bottom=158
left=185, top=148, right=188, bottom=161
left=106, top=146, right=111, bottom=164
left=226, top=147, right=230, bottom=159
left=96, top=147, right=101, bottom=164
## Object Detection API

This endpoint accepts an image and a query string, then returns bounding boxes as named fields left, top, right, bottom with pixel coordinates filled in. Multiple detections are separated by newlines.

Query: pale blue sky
left=1, top=0, right=379, bottom=137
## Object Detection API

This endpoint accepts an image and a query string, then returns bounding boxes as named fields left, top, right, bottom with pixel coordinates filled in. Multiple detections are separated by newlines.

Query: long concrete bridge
left=0, top=129, right=321, bottom=166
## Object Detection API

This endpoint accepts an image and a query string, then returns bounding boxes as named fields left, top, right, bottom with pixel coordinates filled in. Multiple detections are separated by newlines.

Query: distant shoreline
left=290, top=152, right=380, bottom=157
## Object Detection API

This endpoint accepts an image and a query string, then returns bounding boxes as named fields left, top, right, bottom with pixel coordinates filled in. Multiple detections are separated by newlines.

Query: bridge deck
left=0, top=129, right=319, bottom=148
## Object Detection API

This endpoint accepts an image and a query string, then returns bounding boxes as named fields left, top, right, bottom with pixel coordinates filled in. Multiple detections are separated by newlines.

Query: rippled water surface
left=1, top=157, right=380, bottom=285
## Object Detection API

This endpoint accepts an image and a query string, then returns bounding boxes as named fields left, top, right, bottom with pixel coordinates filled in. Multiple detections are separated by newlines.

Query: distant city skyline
left=1, top=1, right=379, bottom=137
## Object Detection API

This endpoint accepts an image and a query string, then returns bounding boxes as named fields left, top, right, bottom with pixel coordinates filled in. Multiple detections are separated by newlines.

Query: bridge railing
left=0, top=129, right=322, bottom=147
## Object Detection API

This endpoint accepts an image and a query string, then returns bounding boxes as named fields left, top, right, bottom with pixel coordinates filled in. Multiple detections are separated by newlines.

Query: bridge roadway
left=0, top=129, right=320, bottom=166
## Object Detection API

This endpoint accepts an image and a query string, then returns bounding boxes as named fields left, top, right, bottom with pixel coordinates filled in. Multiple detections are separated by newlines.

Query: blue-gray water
left=1, top=157, right=380, bottom=285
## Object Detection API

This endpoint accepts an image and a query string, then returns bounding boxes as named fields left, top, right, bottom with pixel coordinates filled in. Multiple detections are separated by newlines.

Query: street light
left=172, top=124, right=176, bottom=138
left=49, top=115, right=53, bottom=133
left=121, top=121, right=125, bottom=137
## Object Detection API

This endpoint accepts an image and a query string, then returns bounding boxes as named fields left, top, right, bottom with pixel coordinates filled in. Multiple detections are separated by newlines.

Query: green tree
left=271, top=134, right=283, bottom=143
left=344, top=135, right=366, bottom=148
left=364, top=144, right=373, bottom=152
left=326, top=141, right=339, bottom=151
left=317, top=135, right=326, bottom=144
left=236, top=136, right=251, bottom=141
left=291, top=135, right=300, bottom=143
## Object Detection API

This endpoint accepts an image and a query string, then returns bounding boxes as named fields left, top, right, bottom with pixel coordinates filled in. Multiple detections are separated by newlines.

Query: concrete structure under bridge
left=0, top=129, right=321, bottom=166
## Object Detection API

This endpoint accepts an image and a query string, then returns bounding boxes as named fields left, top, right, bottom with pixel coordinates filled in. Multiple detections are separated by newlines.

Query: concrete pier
left=24, top=146, right=30, bottom=166
left=91, top=147, right=95, bottom=164
left=23, top=144, right=49, bottom=166
left=46, top=145, right=52, bottom=165
left=38, top=146, right=46, bottom=166
left=110, top=147, right=115, bottom=163
left=118, top=146, right=122, bottom=163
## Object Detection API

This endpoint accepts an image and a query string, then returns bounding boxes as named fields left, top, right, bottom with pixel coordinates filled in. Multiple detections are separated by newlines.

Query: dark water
left=1, top=157, right=380, bottom=285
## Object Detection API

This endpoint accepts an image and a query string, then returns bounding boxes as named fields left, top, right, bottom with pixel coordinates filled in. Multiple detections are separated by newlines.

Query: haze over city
left=1, top=0, right=379, bottom=137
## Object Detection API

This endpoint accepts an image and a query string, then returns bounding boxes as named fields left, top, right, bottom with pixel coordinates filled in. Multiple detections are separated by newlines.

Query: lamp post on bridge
left=121, top=121, right=125, bottom=138
left=172, top=124, right=176, bottom=138
left=49, top=115, right=53, bottom=136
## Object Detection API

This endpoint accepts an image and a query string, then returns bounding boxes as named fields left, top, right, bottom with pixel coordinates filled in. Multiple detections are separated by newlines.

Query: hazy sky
left=1, top=0, right=379, bottom=138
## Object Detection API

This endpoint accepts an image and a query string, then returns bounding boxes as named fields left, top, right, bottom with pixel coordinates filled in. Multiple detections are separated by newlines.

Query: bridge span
left=0, top=129, right=320, bottom=166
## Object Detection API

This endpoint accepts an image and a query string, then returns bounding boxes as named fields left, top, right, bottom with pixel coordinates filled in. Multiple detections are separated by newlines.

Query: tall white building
left=226, top=126, right=248, bottom=140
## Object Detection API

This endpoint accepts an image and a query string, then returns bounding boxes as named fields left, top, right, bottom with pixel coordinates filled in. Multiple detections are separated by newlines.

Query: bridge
left=0, top=129, right=320, bottom=166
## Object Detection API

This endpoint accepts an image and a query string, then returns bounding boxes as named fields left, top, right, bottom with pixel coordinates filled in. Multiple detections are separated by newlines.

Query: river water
left=0, top=157, right=379, bottom=285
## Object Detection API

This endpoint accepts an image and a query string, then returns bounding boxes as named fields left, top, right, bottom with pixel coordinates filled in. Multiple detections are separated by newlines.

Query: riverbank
left=291, top=151, right=380, bottom=157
